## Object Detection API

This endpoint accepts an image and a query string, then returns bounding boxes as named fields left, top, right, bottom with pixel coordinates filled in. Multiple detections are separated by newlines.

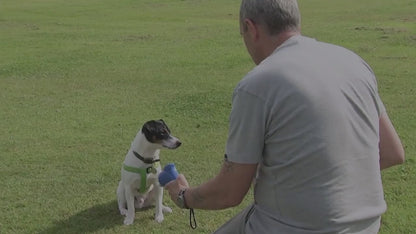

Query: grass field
left=0, top=0, right=415, bottom=233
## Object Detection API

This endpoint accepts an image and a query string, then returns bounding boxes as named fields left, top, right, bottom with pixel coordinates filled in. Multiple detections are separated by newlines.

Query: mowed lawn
left=0, top=0, right=414, bottom=233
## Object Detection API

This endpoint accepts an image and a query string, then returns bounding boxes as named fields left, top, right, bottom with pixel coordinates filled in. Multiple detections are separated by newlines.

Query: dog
left=117, top=119, right=181, bottom=225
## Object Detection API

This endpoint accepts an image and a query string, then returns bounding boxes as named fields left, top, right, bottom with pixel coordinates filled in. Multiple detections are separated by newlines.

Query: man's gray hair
left=240, top=0, right=301, bottom=35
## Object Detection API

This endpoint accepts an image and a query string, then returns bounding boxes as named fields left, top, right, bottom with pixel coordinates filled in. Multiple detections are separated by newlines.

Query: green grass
left=0, top=0, right=414, bottom=233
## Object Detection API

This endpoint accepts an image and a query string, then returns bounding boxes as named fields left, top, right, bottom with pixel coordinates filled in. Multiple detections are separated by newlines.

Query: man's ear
left=244, top=18, right=259, bottom=41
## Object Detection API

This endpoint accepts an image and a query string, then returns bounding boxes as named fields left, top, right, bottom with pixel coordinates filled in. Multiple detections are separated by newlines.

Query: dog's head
left=141, top=119, right=181, bottom=149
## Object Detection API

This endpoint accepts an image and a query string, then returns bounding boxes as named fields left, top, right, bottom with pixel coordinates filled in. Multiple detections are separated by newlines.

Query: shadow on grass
left=39, top=200, right=122, bottom=233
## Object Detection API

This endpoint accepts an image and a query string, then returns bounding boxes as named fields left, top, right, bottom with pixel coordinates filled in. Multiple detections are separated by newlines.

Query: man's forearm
left=184, top=160, right=257, bottom=210
left=185, top=179, right=237, bottom=210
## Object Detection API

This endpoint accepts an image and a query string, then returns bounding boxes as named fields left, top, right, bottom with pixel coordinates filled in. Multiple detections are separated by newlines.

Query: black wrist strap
left=189, top=208, right=197, bottom=229
left=183, top=189, right=197, bottom=229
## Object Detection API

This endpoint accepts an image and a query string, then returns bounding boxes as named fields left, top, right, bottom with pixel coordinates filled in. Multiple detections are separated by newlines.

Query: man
left=165, top=0, right=405, bottom=233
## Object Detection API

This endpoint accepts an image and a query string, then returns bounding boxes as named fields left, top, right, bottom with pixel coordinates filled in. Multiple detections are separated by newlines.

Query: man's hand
left=165, top=174, right=190, bottom=208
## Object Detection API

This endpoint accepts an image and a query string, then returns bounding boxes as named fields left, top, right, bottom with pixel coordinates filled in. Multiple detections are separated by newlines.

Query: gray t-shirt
left=225, top=36, right=386, bottom=233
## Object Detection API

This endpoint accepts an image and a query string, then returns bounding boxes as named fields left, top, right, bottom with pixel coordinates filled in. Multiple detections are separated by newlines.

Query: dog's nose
left=176, top=141, right=182, bottom=147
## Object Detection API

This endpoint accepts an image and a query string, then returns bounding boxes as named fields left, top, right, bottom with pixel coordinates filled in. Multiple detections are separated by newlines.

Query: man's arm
left=379, top=112, right=405, bottom=170
left=166, top=160, right=258, bottom=210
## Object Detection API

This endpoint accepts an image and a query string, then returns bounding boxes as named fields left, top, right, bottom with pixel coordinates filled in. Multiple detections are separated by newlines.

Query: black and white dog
left=117, top=119, right=181, bottom=225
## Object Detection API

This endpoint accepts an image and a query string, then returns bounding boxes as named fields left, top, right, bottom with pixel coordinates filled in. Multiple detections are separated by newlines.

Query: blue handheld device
left=158, top=163, right=179, bottom=186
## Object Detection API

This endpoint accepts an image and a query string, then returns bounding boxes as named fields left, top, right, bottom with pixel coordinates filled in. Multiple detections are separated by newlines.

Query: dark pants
left=213, top=204, right=255, bottom=234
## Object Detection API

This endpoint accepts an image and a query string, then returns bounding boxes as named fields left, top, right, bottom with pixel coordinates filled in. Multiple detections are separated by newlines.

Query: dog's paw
left=162, top=205, right=172, bottom=213
left=119, top=208, right=128, bottom=216
left=124, top=217, right=134, bottom=225
left=155, top=213, right=164, bottom=223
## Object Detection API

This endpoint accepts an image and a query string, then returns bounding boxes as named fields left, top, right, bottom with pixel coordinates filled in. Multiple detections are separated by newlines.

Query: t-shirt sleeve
left=375, top=93, right=386, bottom=116
left=361, top=58, right=386, bottom=116
left=225, top=88, right=267, bottom=164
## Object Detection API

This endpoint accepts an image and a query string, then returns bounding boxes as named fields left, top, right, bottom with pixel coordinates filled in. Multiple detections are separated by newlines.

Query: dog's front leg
left=124, top=187, right=136, bottom=225
left=154, top=185, right=165, bottom=223
left=117, top=182, right=128, bottom=216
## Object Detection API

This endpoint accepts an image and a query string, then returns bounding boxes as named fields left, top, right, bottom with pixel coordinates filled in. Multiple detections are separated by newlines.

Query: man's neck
left=258, top=30, right=300, bottom=64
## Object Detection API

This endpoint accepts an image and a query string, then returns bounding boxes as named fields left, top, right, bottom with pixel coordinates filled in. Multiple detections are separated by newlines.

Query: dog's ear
left=158, top=119, right=171, bottom=133
left=142, top=120, right=157, bottom=142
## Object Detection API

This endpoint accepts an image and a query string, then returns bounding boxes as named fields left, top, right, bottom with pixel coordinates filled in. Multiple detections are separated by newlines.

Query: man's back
left=231, top=35, right=386, bottom=233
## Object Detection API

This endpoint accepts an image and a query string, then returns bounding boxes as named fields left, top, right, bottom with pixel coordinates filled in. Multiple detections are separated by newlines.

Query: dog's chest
left=122, top=165, right=161, bottom=193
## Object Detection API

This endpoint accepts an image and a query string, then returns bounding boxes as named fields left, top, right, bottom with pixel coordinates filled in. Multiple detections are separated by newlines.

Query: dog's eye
left=159, top=132, right=168, bottom=139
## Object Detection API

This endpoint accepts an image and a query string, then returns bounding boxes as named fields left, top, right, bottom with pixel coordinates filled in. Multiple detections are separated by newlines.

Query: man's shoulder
left=236, top=66, right=279, bottom=94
